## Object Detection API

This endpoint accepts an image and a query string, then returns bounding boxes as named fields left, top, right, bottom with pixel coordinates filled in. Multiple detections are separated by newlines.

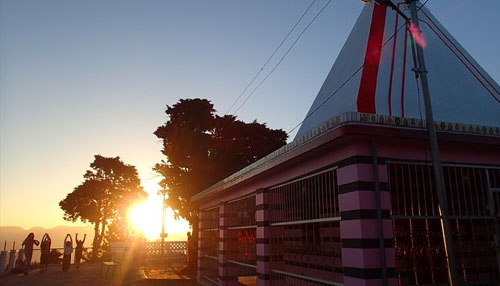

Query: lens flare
left=409, top=23, right=426, bottom=48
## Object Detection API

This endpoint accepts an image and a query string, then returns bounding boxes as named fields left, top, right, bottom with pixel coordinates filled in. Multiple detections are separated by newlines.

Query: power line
left=225, top=0, right=318, bottom=115
left=286, top=0, right=433, bottom=137
left=287, top=22, right=407, bottom=136
left=232, top=0, right=333, bottom=115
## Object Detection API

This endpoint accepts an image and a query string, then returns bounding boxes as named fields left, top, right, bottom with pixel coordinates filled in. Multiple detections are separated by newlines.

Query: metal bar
left=202, top=228, right=219, bottom=232
left=421, top=165, right=428, bottom=216
left=270, top=269, right=344, bottom=286
left=226, top=225, right=257, bottom=230
left=451, top=167, right=458, bottom=216
left=425, top=218, right=436, bottom=284
left=315, top=173, right=320, bottom=219
left=472, top=168, right=483, bottom=216
left=227, top=260, right=257, bottom=269
left=478, top=168, right=490, bottom=216
left=393, top=164, right=401, bottom=216
left=402, top=164, right=407, bottom=216
left=385, top=160, right=500, bottom=170
left=201, top=205, right=220, bottom=212
left=226, top=193, right=256, bottom=204
left=392, top=215, right=495, bottom=220
left=485, top=169, right=500, bottom=278
left=328, top=170, right=333, bottom=217
left=202, top=275, right=219, bottom=285
left=270, top=217, right=340, bottom=227
left=371, top=138, right=388, bottom=286
left=269, top=167, right=338, bottom=190
left=415, top=164, right=422, bottom=216
left=409, top=163, right=415, bottom=216
left=427, top=164, right=437, bottom=216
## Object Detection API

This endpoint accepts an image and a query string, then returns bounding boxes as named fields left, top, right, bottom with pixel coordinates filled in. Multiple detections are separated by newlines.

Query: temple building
left=193, top=1, right=500, bottom=285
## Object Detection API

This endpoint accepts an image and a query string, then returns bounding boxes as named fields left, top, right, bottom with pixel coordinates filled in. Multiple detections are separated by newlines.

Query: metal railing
left=388, top=162, right=500, bottom=285
left=268, top=168, right=342, bottom=285
left=142, top=241, right=187, bottom=256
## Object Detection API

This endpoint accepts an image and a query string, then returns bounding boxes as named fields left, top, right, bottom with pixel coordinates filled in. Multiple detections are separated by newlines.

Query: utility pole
left=406, top=1, right=458, bottom=284
left=158, top=189, right=168, bottom=256
left=373, top=0, right=458, bottom=284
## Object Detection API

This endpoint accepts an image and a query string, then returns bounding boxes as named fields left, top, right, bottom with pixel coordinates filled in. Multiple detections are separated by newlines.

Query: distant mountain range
left=0, top=225, right=95, bottom=250
left=0, top=225, right=188, bottom=251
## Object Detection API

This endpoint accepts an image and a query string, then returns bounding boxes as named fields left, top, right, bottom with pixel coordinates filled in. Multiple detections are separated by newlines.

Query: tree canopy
left=154, top=98, right=287, bottom=223
left=59, top=155, right=147, bottom=258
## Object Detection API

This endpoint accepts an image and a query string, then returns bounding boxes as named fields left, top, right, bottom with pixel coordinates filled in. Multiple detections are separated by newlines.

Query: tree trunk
left=97, top=220, right=107, bottom=250
left=189, top=216, right=198, bottom=269
left=91, top=221, right=101, bottom=260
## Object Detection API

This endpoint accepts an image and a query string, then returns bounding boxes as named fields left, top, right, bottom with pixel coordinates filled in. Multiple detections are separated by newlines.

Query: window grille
left=227, top=195, right=256, bottom=228
left=269, top=168, right=339, bottom=224
left=226, top=195, right=257, bottom=282
left=269, top=168, right=342, bottom=285
left=200, top=207, right=220, bottom=284
left=200, top=255, right=219, bottom=284
left=201, top=207, right=219, bottom=230
left=388, top=163, right=500, bottom=285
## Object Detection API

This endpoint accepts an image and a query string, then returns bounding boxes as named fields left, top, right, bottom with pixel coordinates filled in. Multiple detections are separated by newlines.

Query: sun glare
left=127, top=180, right=190, bottom=241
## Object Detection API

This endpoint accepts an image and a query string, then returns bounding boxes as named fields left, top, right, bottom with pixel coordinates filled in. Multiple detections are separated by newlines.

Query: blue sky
left=1, top=0, right=499, bottom=229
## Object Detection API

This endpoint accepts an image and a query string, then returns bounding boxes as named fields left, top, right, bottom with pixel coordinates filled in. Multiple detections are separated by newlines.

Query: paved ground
left=0, top=259, right=198, bottom=286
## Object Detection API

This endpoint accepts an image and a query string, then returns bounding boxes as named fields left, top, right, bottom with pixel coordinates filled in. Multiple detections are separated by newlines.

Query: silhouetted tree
left=59, top=155, right=147, bottom=259
left=154, top=98, right=287, bottom=265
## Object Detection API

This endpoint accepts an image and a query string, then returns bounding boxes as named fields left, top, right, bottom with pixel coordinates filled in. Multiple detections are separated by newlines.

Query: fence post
left=0, top=250, right=6, bottom=275
left=15, top=250, right=24, bottom=268
left=6, top=249, right=16, bottom=273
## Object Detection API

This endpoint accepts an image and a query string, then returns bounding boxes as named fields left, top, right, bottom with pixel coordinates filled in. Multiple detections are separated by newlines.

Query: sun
left=127, top=180, right=190, bottom=241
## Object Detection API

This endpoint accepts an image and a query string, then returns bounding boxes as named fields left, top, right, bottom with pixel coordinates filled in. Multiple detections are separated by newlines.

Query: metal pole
left=371, top=138, right=388, bottom=286
left=485, top=171, right=500, bottom=279
left=406, top=1, right=458, bottom=284
left=161, top=191, right=166, bottom=256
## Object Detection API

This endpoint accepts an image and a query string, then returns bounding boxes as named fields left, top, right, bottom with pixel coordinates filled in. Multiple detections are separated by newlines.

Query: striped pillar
left=219, top=203, right=238, bottom=286
left=197, top=211, right=205, bottom=280
left=338, top=162, right=397, bottom=286
left=256, top=188, right=271, bottom=286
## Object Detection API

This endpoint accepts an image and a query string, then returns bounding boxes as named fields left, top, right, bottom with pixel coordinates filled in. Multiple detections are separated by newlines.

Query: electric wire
left=230, top=0, right=435, bottom=172
left=231, top=0, right=333, bottom=115
left=225, top=0, right=318, bottom=115
left=286, top=0, right=432, bottom=136
left=287, top=23, right=406, bottom=136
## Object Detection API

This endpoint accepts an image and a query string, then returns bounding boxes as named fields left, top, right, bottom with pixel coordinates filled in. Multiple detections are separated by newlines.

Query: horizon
left=1, top=0, right=499, bottom=237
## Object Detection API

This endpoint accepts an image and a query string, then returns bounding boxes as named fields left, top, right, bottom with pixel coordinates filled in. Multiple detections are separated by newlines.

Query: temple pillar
left=256, top=188, right=271, bottom=286
left=197, top=210, right=205, bottom=280
left=219, top=203, right=238, bottom=286
left=338, top=162, right=397, bottom=286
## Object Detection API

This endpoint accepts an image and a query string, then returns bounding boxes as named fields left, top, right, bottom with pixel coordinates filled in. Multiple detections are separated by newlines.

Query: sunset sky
left=1, top=0, right=499, bottom=238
